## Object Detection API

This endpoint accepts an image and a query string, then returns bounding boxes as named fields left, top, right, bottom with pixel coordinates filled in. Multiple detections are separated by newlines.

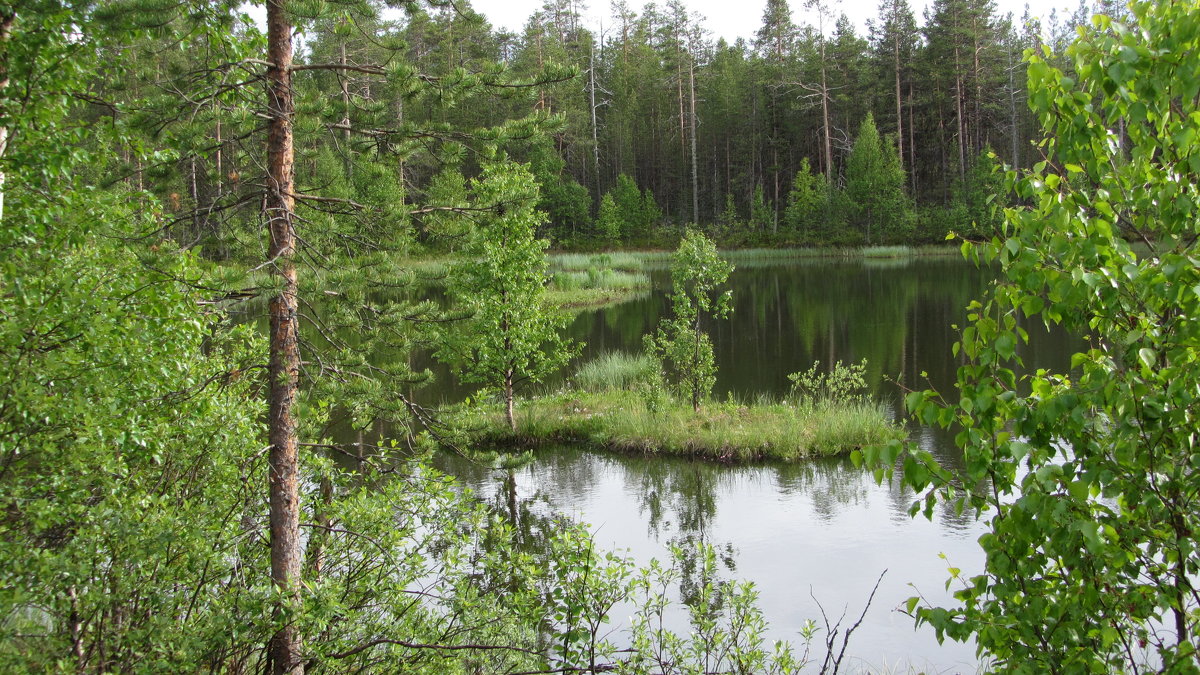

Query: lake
left=431, top=254, right=1077, bottom=672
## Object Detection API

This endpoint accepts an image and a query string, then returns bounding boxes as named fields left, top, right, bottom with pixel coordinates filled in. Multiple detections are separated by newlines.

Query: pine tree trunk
left=0, top=10, right=12, bottom=223
left=893, top=26, right=904, bottom=172
left=688, top=58, right=699, bottom=226
left=908, top=83, right=916, bottom=194
left=954, top=44, right=967, bottom=178
left=820, top=41, right=833, bottom=178
left=1007, top=44, right=1019, bottom=168
left=589, top=41, right=601, bottom=206
left=265, top=1, right=303, bottom=672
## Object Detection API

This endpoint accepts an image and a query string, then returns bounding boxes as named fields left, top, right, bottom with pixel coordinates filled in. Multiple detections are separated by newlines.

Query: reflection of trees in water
left=773, top=456, right=871, bottom=523
left=622, top=455, right=738, bottom=608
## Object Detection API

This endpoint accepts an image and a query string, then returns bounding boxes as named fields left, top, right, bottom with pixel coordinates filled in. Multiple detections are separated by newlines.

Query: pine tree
left=869, top=0, right=918, bottom=179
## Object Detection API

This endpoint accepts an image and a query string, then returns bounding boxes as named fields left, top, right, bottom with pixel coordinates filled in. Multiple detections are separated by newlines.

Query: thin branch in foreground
left=815, top=569, right=887, bottom=675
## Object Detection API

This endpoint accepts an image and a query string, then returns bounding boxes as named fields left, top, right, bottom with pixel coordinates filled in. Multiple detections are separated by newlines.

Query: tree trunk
left=908, top=83, right=916, bottom=194
left=676, top=56, right=686, bottom=221
left=189, top=156, right=201, bottom=240
left=589, top=40, right=601, bottom=206
left=954, top=43, right=967, bottom=178
left=820, top=41, right=833, bottom=178
left=504, top=369, right=516, bottom=432
left=1007, top=43, right=1019, bottom=168
left=340, top=37, right=352, bottom=177
left=893, top=25, right=904, bottom=173
left=0, top=10, right=12, bottom=223
left=265, top=1, right=303, bottom=672
left=688, top=58, right=699, bottom=226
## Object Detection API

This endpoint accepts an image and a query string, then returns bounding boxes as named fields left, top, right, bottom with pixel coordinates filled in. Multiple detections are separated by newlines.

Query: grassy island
left=453, top=389, right=903, bottom=462
left=450, top=349, right=904, bottom=462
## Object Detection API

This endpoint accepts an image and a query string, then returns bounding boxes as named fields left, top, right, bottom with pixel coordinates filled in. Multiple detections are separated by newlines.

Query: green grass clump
left=860, top=245, right=914, bottom=258
left=550, top=268, right=648, bottom=291
left=572, top=351, right=659, bottom=392
left=544, top=265, right=651, bottom=310
left=454, top=389, right=902, bottom=462
left=550, top=252, right=660, bottom=272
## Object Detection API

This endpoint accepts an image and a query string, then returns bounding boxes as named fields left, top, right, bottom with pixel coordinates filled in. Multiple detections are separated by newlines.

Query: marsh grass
left=861, top=245, right=915, bottom=258
left=549, top=251, right=668, bottom=271
left=544, top=266, right=651, bottom=310
left=572, top=351, right=658, bottom=392
left=550, top=268, right=648, bottom=291
left=720, top=247, right=859, bottom=261
left=455, top=389, right=902, bottom=462
left=719, top=245, right=958, bottom=263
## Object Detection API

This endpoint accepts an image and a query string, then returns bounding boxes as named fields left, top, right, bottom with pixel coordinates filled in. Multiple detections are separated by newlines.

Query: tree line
left=109, top=0, right=1129, bottom=254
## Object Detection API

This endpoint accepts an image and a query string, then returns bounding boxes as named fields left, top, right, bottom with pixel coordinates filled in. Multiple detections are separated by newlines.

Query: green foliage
left=750, top=184, right=774, bottom=235
left=0, top=227, right=271, bottom=670
left=783, top=157, right=826, bottom=239
left=0, top=8, right=272, bottom=666
left=422, top=167, right=471, bottom=244
left=437, top=162, right=577, bottom=428
left=788, top=359, right=870, bottom=406
left=952, top=148, right=1006, bottom=240
left=719, top=192, right=742, bottom=233
left=644, top=231, right=733, bottom=412
left=844, top=113, right=912, bottom=244
left=640, top=187, right=663, bottom=234
left=610, top=173, right=644, bottom=240
left=527, top=139, right=593, bottom=242
left=595, top=192, right=623, bottom=243
left=572, top=350, right=660, bottom=392
left=864, top=3, right=1200, bottom=669
left=459, top=389, right=902, bottom=461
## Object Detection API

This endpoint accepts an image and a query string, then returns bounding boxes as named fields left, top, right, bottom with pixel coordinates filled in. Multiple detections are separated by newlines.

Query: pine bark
left=265, top=1, right=303, bottom=672
left=893, top=25, right=904, bottom=172
left=819, top=40, right=833, bottom=177
left=688, top=58, right=699, bottom=225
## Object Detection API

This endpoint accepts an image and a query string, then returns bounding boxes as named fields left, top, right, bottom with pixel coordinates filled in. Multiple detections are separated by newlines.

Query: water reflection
left=434, top=257, right=1077, bottom=671
left=434, top=445, right=986, bottom=671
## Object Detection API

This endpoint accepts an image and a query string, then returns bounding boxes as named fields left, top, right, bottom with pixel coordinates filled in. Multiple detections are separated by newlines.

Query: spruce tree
left=845, top=112, right=911, bottom=243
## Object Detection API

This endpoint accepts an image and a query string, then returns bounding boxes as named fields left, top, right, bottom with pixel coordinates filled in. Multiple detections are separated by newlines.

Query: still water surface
left=432, top=256, right=1076, bottom=672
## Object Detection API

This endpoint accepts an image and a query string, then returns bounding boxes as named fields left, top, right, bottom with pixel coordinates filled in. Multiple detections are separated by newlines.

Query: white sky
left=468, top=0, right=1087, bottom=43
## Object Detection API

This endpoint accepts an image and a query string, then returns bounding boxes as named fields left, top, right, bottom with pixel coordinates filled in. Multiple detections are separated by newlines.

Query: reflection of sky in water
left=440, top=448, right=987, bottom=673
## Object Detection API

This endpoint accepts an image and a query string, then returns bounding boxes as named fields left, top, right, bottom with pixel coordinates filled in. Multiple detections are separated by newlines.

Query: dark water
left=432, top=256, right=1078, bottom=672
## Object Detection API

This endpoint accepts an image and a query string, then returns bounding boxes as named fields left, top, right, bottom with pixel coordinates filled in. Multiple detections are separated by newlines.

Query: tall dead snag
left=265, top=0, right=302, bottom=672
